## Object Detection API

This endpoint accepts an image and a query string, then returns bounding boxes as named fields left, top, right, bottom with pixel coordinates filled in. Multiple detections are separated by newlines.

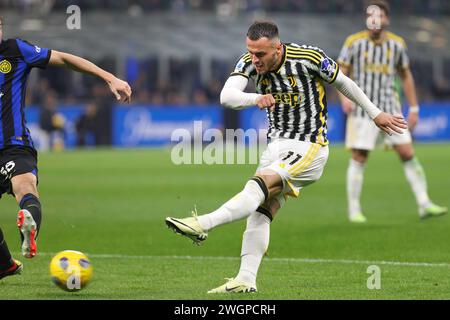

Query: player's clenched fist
left=256, top=94, right=276, bottom=111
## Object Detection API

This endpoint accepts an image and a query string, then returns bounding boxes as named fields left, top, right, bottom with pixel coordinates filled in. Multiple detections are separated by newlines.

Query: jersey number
left=0, top=161, right=16, bottom=180
left=282, top=151, right=303, bottom=165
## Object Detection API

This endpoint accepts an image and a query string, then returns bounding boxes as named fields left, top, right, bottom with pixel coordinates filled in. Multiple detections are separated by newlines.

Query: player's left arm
left=332, top=70, right=407, bottom=135
left=310, top=52, right=407, bottom=135
left=398, top=66, right=419, bottom=131
left=49, top=51, right=132, bottom=103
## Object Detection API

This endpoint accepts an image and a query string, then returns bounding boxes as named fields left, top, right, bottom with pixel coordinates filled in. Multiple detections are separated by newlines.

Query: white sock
left=197, top=179, right=266, bottom=231
left=403, top=157, right=431, bottom=209
left=235, top=212, right=271, bottom=286
left=347, top=159, right=365, bottom=218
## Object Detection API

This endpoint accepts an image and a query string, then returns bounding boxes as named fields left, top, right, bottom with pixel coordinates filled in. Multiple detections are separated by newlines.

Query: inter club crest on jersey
left=0, top=60, right=12, bottom=74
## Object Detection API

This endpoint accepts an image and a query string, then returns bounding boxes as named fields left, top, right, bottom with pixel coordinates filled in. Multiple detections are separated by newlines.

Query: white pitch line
left=34, top=252, right=450, bottom=268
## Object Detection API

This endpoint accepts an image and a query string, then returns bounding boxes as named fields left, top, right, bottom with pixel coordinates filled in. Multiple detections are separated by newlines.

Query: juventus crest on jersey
left=231, top=43, right=339, bottom=146
left=337, top=30, right=409, bottom=118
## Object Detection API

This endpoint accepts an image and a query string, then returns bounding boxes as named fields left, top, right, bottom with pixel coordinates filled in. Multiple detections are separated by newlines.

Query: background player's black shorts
left=0, top=146, right=38, bottom=197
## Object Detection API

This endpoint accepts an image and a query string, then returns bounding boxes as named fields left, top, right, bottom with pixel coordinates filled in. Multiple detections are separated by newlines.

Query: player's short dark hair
left=247, top=21, right=279, bottom=41
left=366, top=0, right=390, bottom=16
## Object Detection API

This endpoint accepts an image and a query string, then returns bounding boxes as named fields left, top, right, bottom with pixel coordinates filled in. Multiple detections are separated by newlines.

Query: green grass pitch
left=0, top=144, right=449, bottom=299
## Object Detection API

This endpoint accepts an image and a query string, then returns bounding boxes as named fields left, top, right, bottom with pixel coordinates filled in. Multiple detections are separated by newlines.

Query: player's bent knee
left=250, top=176, right=269, bottom=202
left=256, top=205, right=273, bottom=222
left=256, top=194, right=285, bottom=221
left=400, top=154, right=414, bottom=162
left=395, top=145, right=415, bottom=162
left=352, top=149, right=369, bottom=164
left=14, top=185, right=38, bottom=201
left=254, top=170, right=283, bottom=198
left=11, top=173, right=38, bottom=200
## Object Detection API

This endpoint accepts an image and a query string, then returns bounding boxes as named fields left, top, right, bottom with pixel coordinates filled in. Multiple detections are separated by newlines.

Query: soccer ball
left=49, top=250, right=93, bottom=291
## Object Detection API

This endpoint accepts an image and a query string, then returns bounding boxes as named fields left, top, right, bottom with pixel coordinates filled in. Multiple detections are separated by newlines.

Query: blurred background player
left=337, top=1, right=448, bottom=223
left=38, top=90, right=66, bottom=152
left=75, top=102, right=98, bottom=147
left=166, top=21, right=407, bottom=293
left=0, top=16, right=132, bottom=280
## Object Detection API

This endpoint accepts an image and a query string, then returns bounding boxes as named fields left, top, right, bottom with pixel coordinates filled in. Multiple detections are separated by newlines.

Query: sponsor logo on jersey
left=0, top=60, right=12, bottom=74
left=34, top=45, right=41, bottom=53
left=272, top=92, right=301, bottom=108
left=364, top=63, right=392, bottom=74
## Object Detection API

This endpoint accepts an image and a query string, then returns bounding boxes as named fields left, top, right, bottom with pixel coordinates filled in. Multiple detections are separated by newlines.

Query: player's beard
left=369, top=27, right=384, bottom=41
left=266, top=51, right=281, bottom=73
left=369, top=22, right=387, bottom=41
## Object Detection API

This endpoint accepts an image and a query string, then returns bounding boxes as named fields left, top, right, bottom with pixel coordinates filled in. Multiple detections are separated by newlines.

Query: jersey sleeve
left=318, top=55, right=340, bottom=84
left=16, top=39, right=51, bottom=69
left=337, top=36, right=354, bottom=67
left=290, top=45, right=340, bottom=84
left=230, top=53, right=256, bottom=80
left=396, top=40, right=410, bottom=70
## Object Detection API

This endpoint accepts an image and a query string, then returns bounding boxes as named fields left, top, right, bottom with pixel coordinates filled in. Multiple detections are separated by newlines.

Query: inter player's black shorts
left=0, top=146, right=38, bottom=198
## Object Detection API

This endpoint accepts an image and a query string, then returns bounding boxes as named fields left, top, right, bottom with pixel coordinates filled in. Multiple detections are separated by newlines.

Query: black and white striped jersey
left=337, top=30, right=409, bottom=118
left=231, top=43, right=340, bottom=146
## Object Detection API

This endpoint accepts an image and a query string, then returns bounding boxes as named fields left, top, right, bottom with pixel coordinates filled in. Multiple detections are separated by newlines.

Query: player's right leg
left=345, top=115, right=378, bottom=223
left=165, top=173, right=276, bottom=245
left=0, top=227, right=23, bottom=280
left=165, top=138, right=288, bottom=245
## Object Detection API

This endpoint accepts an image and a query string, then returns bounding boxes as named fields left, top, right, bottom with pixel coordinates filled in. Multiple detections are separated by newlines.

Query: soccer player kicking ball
left=166, top=21, right=407, bottom=293
left=337, top=1, right=447, bottom=223
left=0, top=17, right=132, bottom=280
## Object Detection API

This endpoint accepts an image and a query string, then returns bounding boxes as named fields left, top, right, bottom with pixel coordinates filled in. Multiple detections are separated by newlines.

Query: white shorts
left=256, top=138, right=329, bottom=198
left=345, top=115, right=412, bottom=151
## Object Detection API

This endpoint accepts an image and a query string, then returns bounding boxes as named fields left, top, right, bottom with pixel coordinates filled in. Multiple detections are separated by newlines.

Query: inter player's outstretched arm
left=49, top=51, right=132, bottom=103
left=332, top=71, right=408, bottom=135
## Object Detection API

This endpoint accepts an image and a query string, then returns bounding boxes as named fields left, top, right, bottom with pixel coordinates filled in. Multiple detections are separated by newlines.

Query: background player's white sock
left=403, top=157, right=431, bottom=210
left=197, top=179, right=266, bottom=231
left=235, top=212, right=271, bottom=286
left=347, top=159, right=365, bottom=218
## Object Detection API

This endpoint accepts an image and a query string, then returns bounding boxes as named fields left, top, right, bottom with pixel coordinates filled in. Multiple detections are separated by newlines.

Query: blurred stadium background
left=1, top=0, right=450, bottom=150
left=1, top=1, right=449, bottom=300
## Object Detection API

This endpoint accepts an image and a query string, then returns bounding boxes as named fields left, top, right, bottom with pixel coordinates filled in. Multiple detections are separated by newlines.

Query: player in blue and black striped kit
left=0, top=17, right=132, bottom=280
